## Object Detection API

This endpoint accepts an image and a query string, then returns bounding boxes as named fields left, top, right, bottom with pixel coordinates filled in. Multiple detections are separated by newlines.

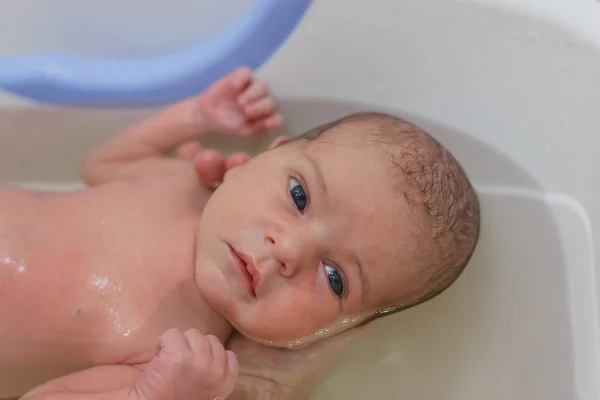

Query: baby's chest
left=0, top=183, right=202, bottom=361
left=0, top=247, right=203, bottom=372
left=1, top=234, right=182, bottom=329
left=0, top=255, right=199, bottom=396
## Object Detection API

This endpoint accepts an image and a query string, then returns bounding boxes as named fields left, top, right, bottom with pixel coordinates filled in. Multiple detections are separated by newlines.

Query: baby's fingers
left=207, top=335, right=224, bottom=358
left=159, top=328, right=191, bottom=354
left=225, top=153, right=251, bottom=170
left=244, top=98, right=276, bottom=121
left=226, top=350, right=239, bottom=377
left=193, top=150, right=227, bottom=185
left=184, top=329, right=212, bottom=359
left=238, top=80, right=269, bottom=106
left=240, top=113, right=283, bottom=136
left=222, top=350, right=239, bottom=398
left=176, top=141, right=203, bottom=161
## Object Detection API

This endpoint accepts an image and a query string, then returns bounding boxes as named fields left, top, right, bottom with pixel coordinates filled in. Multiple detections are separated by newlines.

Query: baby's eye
left=289, top=178, right=308, bottom=213
left=324, top=265, right=345, bottom=298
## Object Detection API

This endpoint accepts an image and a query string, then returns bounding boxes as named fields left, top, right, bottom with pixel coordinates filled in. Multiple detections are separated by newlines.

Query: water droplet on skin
left=88, top=275, right=136, bottom=337
left=91, top=275, right=110, bottom=291
left=0, top=256, right=27, bottom=275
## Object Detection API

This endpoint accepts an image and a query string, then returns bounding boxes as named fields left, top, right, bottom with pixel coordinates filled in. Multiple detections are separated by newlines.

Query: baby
left=0, top=67, right=479, bottom=400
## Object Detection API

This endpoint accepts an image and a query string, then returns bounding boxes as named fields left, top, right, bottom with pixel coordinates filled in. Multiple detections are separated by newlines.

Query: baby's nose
left=264, top=229, right=317, bottom=278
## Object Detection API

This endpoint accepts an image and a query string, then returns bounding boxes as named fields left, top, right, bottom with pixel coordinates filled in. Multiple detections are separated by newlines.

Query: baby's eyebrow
left=300, top=151, right=371, bottom=303
left=301, top=151, right=327, bottom=196
left=354, top=254, right=369, bottom=304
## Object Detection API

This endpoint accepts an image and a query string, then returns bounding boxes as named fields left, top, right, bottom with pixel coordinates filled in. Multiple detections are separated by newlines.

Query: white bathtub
left=0, top=0, right=599, bottom=399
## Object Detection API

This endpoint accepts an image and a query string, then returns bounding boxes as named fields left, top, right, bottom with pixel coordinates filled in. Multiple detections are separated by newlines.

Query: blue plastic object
left=0, top=0, right=311, bottom=107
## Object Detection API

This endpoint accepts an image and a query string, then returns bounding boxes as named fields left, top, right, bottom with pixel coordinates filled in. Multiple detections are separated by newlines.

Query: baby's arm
left=21, top=329, right=238, bottom=400
left=82, top=67, right=280, bottom=185
left=20, top=365, right=139, bottom=400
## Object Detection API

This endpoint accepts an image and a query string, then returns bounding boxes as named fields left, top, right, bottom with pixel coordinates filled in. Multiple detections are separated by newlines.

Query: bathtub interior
left=0, top=0, right=599, bottom=400
left=0, top=98, right=595, bottom=400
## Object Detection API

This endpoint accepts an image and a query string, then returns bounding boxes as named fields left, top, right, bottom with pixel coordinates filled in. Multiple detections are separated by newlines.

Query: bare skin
left=0, top=68, right=281, bottom=400
left=2, top=67, right=416, bottom=400
left=119, top=123, right=369, bottom=400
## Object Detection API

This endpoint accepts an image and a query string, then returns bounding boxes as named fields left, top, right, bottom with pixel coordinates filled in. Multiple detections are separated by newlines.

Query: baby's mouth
left=228, top=245, right=258, bottom=297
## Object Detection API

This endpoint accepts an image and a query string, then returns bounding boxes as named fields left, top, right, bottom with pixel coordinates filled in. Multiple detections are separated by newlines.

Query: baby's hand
left=133, top=329, right=238, bottom=400
left=178, top=135, right=286, bottom=189
left=175, top=140, right=251, bottom=189
left=195, top=67, right=282, bottom=137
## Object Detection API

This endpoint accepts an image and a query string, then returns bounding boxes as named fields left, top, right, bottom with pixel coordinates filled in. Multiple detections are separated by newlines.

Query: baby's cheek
left=250, top=293, right=339, bottom=341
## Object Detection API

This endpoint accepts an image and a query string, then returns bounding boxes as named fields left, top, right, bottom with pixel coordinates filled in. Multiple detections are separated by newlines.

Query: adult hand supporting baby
left=226, top=325, right=372, bottom=400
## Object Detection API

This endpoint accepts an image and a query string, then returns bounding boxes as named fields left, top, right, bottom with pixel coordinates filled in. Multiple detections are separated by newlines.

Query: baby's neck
left=185, top=280, right=233, bottom=342
left=198, top=303, right=233, bottom=342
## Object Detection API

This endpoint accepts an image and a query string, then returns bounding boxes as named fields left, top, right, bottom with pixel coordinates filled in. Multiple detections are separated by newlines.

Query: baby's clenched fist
left=133, top=329, right=238, bottom=400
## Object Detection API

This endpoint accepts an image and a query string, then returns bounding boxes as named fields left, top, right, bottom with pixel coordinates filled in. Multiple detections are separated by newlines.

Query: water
left=249, top=316, right=366, bottom=349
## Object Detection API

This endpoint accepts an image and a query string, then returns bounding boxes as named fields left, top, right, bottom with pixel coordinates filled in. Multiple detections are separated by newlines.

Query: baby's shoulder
left=117, top=174, right=213, bottom=214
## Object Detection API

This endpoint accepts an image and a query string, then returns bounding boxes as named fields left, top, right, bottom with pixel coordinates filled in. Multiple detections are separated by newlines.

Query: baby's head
left=195, top=112, right=480, bottom=347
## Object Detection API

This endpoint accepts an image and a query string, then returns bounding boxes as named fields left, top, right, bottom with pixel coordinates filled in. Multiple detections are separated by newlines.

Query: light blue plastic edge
left=0, top=0, right=312, bottom=107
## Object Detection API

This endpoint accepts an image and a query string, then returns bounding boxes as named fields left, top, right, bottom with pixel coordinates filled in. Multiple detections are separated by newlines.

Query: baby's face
left=195, top=137, right=419, bottom=346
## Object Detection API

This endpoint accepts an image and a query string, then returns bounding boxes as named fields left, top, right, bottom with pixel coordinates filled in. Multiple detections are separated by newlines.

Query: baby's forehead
left=283, top=114, right=473, bottom=313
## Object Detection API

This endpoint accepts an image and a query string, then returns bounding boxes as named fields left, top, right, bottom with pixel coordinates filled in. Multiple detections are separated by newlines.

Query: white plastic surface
left=1, top=0, right=599, bottom=399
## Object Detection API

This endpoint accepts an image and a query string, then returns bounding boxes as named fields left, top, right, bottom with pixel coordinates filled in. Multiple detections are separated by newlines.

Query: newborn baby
left=0, top=68, right=480, bottom=400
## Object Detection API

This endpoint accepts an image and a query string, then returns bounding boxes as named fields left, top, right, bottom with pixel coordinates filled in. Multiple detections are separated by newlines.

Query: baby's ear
left=223, top=167, right=238, bottom=182
left=268, top=135, right=288, bottom=149
left=223, top=152, right=251, bottom=182
left=223, top=162, right=246, bottom=182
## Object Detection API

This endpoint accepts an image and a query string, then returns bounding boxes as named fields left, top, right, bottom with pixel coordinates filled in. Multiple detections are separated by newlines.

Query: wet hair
left=283, top=112, right=480, bottom=316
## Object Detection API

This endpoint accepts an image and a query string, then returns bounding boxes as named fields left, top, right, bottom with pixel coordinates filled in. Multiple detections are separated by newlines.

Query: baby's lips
left=238, top=252, right=260, bottom=290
